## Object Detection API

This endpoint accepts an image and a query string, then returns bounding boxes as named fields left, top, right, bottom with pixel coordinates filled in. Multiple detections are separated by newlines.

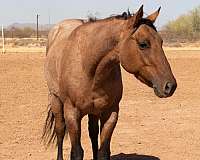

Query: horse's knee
left=89, top=126, right=98, bottom=139
left=48, top=93, right=65, bottom=136
left=71, top=146, right=84, bottom=160
left=55, top=119, right=65, bottom=135
left=88, top=118, right=99, bottom=138
left=98, top=149, right=110, bottom=160
left=63, top=99, right=80, bottom=133
left=101, top=111, right=118, bottom=132
left=65, top=117, right=80, bottom=135
left=49, top=94, right=63, bottom=114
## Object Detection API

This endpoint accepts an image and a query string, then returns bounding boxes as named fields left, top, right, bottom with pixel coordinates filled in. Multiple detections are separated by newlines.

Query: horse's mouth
left=153, top=86, right=167, bottom=98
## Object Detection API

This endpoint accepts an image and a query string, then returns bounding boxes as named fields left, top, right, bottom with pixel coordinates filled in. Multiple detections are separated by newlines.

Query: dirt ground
left=0, top=49, right=200, bottom=160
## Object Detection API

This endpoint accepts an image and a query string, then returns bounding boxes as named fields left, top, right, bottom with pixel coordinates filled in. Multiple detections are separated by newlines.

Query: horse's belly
left=70, top=70, right=123, bottom=115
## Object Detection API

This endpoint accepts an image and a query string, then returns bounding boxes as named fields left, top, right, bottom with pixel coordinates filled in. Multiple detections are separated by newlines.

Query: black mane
left=115, top=11, right=132, bottom=20
left=87, top=11, right=157, bottom=31
left=87, top=11, right=132, bottom=22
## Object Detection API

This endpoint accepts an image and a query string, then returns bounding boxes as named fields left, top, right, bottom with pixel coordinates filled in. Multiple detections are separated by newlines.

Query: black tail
left=42, top=105, right=57, bottom=146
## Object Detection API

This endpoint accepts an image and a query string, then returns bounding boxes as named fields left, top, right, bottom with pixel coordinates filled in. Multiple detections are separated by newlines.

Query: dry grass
left=1, top=38, right=200, bottom=54
left=0, top=38, right=46, bottom=53
left=2, top=46, right=46, bottom=53
left=2, top=46, right=200, bottom=54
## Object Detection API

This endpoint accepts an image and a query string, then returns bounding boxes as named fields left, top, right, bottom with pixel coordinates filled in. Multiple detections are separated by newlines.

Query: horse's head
left=119, top=6, right=177, bottom=98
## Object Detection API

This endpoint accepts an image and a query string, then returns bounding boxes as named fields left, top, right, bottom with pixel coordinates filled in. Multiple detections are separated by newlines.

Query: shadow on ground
left=111, top=153, right=160, bottom=160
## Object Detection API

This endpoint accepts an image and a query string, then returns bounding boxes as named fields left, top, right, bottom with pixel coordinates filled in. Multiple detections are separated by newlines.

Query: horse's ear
left=135, top=5, right=144, bottom=19
left=146, top=7, right=161, bottom=23
left=127, top=5, right=143, bottom=29
left=127, top=8, right=131, bottom=17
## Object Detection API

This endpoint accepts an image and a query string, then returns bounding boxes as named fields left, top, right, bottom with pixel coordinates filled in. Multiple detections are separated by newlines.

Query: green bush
left=163, top=6, right=200, bottom=40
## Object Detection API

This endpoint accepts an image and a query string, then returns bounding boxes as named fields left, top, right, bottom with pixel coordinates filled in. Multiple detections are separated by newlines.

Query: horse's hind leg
left=88, top=114, right=99, bottom=160
left=49, top=94, right=65, bottom=160
left=98, top=105, right=119, bottom=160
left=64, top=98, right=84, bottom=160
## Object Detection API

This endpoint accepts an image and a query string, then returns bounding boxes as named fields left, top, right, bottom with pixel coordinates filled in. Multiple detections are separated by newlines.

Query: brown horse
left=43, top=5, right=177, bottom=160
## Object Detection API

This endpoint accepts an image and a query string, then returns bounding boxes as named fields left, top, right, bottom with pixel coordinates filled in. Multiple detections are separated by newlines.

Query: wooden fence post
left=2, top=25, right=5, bottom=54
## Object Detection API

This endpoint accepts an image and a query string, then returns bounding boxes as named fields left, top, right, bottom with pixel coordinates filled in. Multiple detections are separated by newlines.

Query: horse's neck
left=81, top=19, right=125, bottom=77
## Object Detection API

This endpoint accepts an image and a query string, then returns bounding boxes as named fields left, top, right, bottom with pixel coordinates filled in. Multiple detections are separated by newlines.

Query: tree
left=191, top=7, right=200, bottom=33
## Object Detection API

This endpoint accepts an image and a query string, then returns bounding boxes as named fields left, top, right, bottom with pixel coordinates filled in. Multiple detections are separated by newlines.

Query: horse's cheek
left=120, top=43, right=140, bottom=73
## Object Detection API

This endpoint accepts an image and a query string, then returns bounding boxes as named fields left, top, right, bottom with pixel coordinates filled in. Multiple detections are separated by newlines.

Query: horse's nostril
left=164, top=82, right=173, bottom=95
left=164, top=82, right=176, bottom=96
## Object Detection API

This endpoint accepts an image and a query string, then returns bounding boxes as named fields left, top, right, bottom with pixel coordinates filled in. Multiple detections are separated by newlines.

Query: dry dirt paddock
left=0, top=49, right=200, bottom=160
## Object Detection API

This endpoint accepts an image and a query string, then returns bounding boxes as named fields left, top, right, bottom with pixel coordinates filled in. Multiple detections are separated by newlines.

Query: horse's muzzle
left=153, top=80, right=177, bottom=98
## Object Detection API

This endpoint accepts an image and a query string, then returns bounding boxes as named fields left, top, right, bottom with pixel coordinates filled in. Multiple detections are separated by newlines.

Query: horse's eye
left=139, top=41, right=150, bottom=50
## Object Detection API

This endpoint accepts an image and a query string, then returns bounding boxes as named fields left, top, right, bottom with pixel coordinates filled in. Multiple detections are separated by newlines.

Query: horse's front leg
left=64, top=98, right=84, bottom=160
left=98, top=105, right=119, bottom=160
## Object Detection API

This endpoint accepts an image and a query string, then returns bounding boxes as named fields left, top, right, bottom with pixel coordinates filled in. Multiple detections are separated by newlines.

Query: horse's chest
left=76, top=80, right=122, bottom=116
left=91, top=81, right=122, bottom=114
left=76, top=66, right=123, bottom=115
left=91, top=70, right=122, bottom=112
left=92, top=90, right=111, bottom=110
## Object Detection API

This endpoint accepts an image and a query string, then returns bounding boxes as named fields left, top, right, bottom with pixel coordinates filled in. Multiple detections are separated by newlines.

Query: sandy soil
left=0, top=50, right=200, bottom=160
left=2, top=46, right=200, bottom=54
left=2, top=46, right=46, bottom=53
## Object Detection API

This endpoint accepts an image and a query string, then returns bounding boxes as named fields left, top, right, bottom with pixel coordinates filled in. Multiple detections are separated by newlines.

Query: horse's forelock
left=138, top=18, right=157, bottom=31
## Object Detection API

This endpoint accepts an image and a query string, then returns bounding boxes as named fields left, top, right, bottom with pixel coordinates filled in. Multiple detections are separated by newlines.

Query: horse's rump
left=46, top=19, right=84, bottom=55
left=43, top=19, right=84, bottom=146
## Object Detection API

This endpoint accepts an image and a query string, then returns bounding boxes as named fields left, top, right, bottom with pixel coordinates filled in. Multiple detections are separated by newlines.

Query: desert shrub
left=5, top=27, right=35, bottom=38
left=4, top=27, right=49, bottom=38
left=163, top=6, right=200, bottom=41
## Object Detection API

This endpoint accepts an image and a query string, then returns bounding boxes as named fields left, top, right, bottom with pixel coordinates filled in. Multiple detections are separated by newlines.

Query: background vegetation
left=2, top=6, right=200, bottom=46
left=162, top=6, right=200, bottom=43
left=4, top=27, right=49, bottom=38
